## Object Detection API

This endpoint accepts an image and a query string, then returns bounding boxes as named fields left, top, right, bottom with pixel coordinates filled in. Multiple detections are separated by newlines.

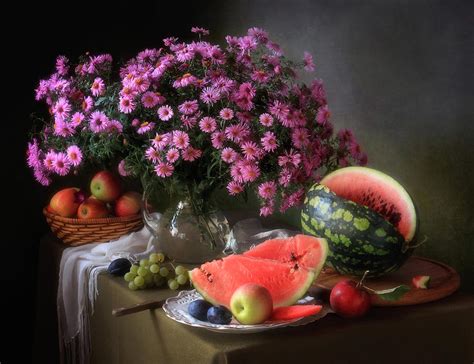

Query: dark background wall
left=2, top=0, right=472, bottom=362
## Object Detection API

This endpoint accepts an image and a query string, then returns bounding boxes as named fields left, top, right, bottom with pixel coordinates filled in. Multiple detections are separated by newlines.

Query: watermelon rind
left=321, top=166, right=417, bottom=243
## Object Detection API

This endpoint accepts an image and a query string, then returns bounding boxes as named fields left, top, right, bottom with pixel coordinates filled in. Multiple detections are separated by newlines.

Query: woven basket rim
left=42, top=207, right=143, bottom=225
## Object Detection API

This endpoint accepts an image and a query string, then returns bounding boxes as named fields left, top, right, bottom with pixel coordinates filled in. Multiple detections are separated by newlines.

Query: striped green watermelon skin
left=301, top=184, right=413, bottom=277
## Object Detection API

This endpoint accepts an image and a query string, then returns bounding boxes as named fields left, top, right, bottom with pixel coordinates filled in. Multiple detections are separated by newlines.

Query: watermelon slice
left=270, top=305, right=322, bottom=321
left=244, top=234, right=328, bottom=275
left=320, top=166, right=417, bottom=242
left=190, top=255, right=315, bottom=308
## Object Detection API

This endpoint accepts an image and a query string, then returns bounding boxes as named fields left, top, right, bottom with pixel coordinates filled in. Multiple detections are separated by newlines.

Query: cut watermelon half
left=270, top=305, right=322, bottom=321
left=320, top=166, right=417, bottom=242
left=190, top=255, right=315, bottom=308
left=243, top=234, right=328, bottom=276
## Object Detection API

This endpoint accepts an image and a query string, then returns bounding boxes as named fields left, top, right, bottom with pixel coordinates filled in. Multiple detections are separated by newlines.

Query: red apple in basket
left=77, top=198, right=109, bottom=219
left=115, top=191, right=142, bottom=217
left=49, top=187, right=85, bottom=217
left=90, top=171, right=121, bottom=202
left=330, top=278, right=372, bottom=318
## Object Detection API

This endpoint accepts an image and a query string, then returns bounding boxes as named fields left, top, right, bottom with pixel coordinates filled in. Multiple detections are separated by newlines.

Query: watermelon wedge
left=270, top=305, right=322, bottom=321
left=243, top=234, right=328, bottom=275
left=190, top=255, right=315, bottom=308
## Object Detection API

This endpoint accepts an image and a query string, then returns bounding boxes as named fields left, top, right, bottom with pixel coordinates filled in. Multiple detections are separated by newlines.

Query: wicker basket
left=43, top=207, right=144, bottom=246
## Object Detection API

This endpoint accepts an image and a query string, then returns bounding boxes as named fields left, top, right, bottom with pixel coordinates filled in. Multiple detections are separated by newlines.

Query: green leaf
left=374, top=285, right=410, bottom=301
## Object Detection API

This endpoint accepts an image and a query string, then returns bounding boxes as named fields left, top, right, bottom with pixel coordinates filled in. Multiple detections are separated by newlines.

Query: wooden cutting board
left=314, top=256, right=460, bottom=306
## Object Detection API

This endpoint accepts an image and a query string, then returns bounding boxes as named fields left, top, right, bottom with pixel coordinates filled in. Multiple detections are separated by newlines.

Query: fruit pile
left=47, top=171, right=141, bottom=219
left=120, top=253, right=190, bottom=291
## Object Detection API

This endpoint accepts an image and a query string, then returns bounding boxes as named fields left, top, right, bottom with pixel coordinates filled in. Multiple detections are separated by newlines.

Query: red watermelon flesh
left=189, top=255, right=315, bottom=308
left=270, top=305, right=322, bottom=321
left=320, top=166, right=417, bottom=242
left=243, top=234, right=328, bottom=275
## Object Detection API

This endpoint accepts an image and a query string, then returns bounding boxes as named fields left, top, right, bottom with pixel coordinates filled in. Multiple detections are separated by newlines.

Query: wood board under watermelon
left=314, top=256, right=460, bottom=306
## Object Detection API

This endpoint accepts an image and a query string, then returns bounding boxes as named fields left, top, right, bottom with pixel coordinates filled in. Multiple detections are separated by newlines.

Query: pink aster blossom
left=54, top=120, right=75, bottom=137
left=152, top=133, right=170, bottom=150
left=191, top=27, right=210, bottom=36
left=303, top=51, right=315, bottom=71
left=119, top=96, right=135, bottom=114
left=132, top=76, right=150, bottom=93
left=269, top=100, right=289, bottom=121
left=66, top=145, right=82, bottom=166
left=43, top=151, right=56, bottom=171
left=172, top=131, right=190, bottom=150
left=219, top=108, right=234, bottom=120
left=166, top=148, right=180, bottom=163
left=221, top=147, right=238, bottom=163
left=251, top=69, right=269, bottom=83
left=248, top=27, right=269, bottom=44
left=26, top=140, right=41, bottom=169
left=316, top=105, right=331, bottom=124
left=199, top=116, right=217, bottom=133
left=172, top=73, right=198, bottom=88
left=34, top=167, right=51, bottom=186
left=180, top=115, right=198, bottom=129
left=118, top=160, right=130, bottom=177
left=227, top=181, right=243, bottom=195
left=241, top=141, right=261, bottom=161
left=258, top=181, right=277, bottom=199
left=137, top=121, right=155, bottom=134
left=52, top=152, right=71, bottom=176
left=182, top=147, right=202, bottom=161
left=82, top=96, right=94, bottom=112
left=132, top=119, right=141, bottom=127
left=260, top=204, right=274, bottom=217
left=107, top=119, right=123, bottom=133
left=311, top=79, right=327, bottom=105
left=240, top=162, right=260, bottom=182
left=291, top=128, right=310, bottom=149
left=261, top=131, right=278, bottom=152
left=141, top=91, right=160, bottom=108
left=89, top=111, right=109, bottom=133
left=145, top=146, right=161, bottom=163
left=236, top=111, right=252, bottom=123
left=225, top=124, right=248, bottom=143
left=55, top=55, right=69, bottom=75
left=91, top=77, right=105, bottom=96
left=230, top=163, right=244, bottom=183
left=200, top=86, right=220, bottom=105
left=154, top=162, right=174, bottom=177
left=53, top=97, right=71, bottom=121
left=158, top=105, right=174, bottom=121
left=178, top=100, right=199, bottom=115
left=71, top=112, right=85, bottom=127
left=259, top=113, right=274, bottom=127
left=211, top=131, right=225, bottom=149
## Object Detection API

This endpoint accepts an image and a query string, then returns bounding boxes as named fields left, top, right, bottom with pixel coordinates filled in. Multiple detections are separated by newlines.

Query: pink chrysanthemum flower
left=137, top=121, right=155, bottom=134
left=53, top=97, right=71, bottom=121
left=166, top=148, right=180, bottom=163
left=248, top=27, right=269, bottom=44
left=154, top=162, right=174, bottom=178
left=26, top=140, right=42, bottom=169
left=240, top=162, right=260, bottom=183
left=107, top=119, right=123, bottom=133
left=311, top=79, right=327, bottom=105
left=89, top=111, right=109, bottom=133
left=141, top=91, right=159, bottom=108
left=261, top=131, right=278, bottom=152
left=221, top=147, right=238, bottom=163
left=199, top=117, right=217, bottom=133
left=54, top=120, right=75, bottom=137
left=91, top=77, right=105, bottom=97
left=258, top=181, right=277, bottom=199
left=152, top=133, right=170, bottom=150
left=182, top=147, right=202, bottom=161
left=172, top=131, right=190, bottom=150
left=227, top=181, right=244, bottom=196
left=236, top=111, right=252, bottom=123
left=66, top=145, right=82, bottom=166
left=291, top=128, right=310, bottom=149
left=34, top=167, right=51, bottom=186
left=71, top=112, right=85, bottom=127
left=225, top=124, right=248, bottom=143
left=259, top=113, right=274, bottom=127
left=145, top=147, right=161, bottom=163
left=230, top=163, right=244, bottom=183
left=269, top=100, right=290, bottom=121
left=316, top=105, right=331, bottom=124
left=43, top=151, right=56, bottom=171
left=158, top=105, right=174, bottom=121
left=251, top=69, right=269, bottom=83
left=178, top=100, right=199, bottom=115
left=211, top=131, right=225, bottom=149
left=278, top=168, right=292, bottom=187
left=119, top=96, right=135, bottom=114
left=200, top=86, right=220, bottom=105
left=118, top=160, right=130, bottom=177
left=303, top=51, right=315, bottom=72
left=241, top=141, right=261, bottom=161
left=132, top=77, right=150, bottom=93
left=52, top=152, right=71, bottom=176
left=219, top=108, right=234, bottom=120
left=172, top=73, right=198, bottom=88
left=191, top=26, right=210, bottom=36
left=82, top=96, right=94, bottom=112
left=260, top=204, right=274, bottom=217
left=55, top=55, right=69, bottom=75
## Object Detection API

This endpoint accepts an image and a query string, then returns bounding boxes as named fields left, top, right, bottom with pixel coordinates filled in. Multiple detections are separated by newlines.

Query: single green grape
left=130, top=265, right=139, bottom=275
left=156, top=253, right=165, bottom=263
left=134, top=276, right=145, bottom=287
left=176, top=274, right=188, bottom=285
left=175, top=265, right=187, bottom=275
left=159, top=267, right=169, bottom=277
left=128, top=282, right=138, bottom=291
left=124, top=272, right=136, bottom=282
left=168, top=279, right=179, bottom=290
left=149, top=253, right=160, bottom=264
left=139, top=258, right=149, bottom=267
left=137, top=267, right=148, bottom=277
left=149, top=264, right=160, bottom=274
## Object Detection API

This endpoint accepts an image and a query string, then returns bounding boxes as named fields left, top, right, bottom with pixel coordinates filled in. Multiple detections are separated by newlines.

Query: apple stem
left=356, top=270, right=370, bottom=289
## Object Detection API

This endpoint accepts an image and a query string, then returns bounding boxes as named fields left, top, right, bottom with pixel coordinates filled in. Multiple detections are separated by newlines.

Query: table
left=34, top=235, right=474, bottom=364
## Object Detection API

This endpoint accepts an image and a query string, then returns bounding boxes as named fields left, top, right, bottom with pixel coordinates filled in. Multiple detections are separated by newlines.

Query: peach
left=77, top=198, right=109, bottom=219
left=90, top=171, right=121, bottom=202
left=49, top=187, right=85, bottom=217
left=115, top=191, right=142, bottom=217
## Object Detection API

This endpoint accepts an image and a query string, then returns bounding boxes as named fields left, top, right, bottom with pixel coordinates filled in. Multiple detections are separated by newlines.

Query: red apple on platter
left=90, top=171, right=121, bottom=202
left=115, top=191, right=142, bottom=217
left=49, top=187, right=86, bottom=217
left=330, top=278, right=372, bottom=318
left=77, top=198, right=109, bottom=219
left=230, top=283, right=273, bottom=325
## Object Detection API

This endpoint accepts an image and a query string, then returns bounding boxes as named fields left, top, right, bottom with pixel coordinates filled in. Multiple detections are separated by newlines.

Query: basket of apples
left=43, top=171, right=144, bottom=246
